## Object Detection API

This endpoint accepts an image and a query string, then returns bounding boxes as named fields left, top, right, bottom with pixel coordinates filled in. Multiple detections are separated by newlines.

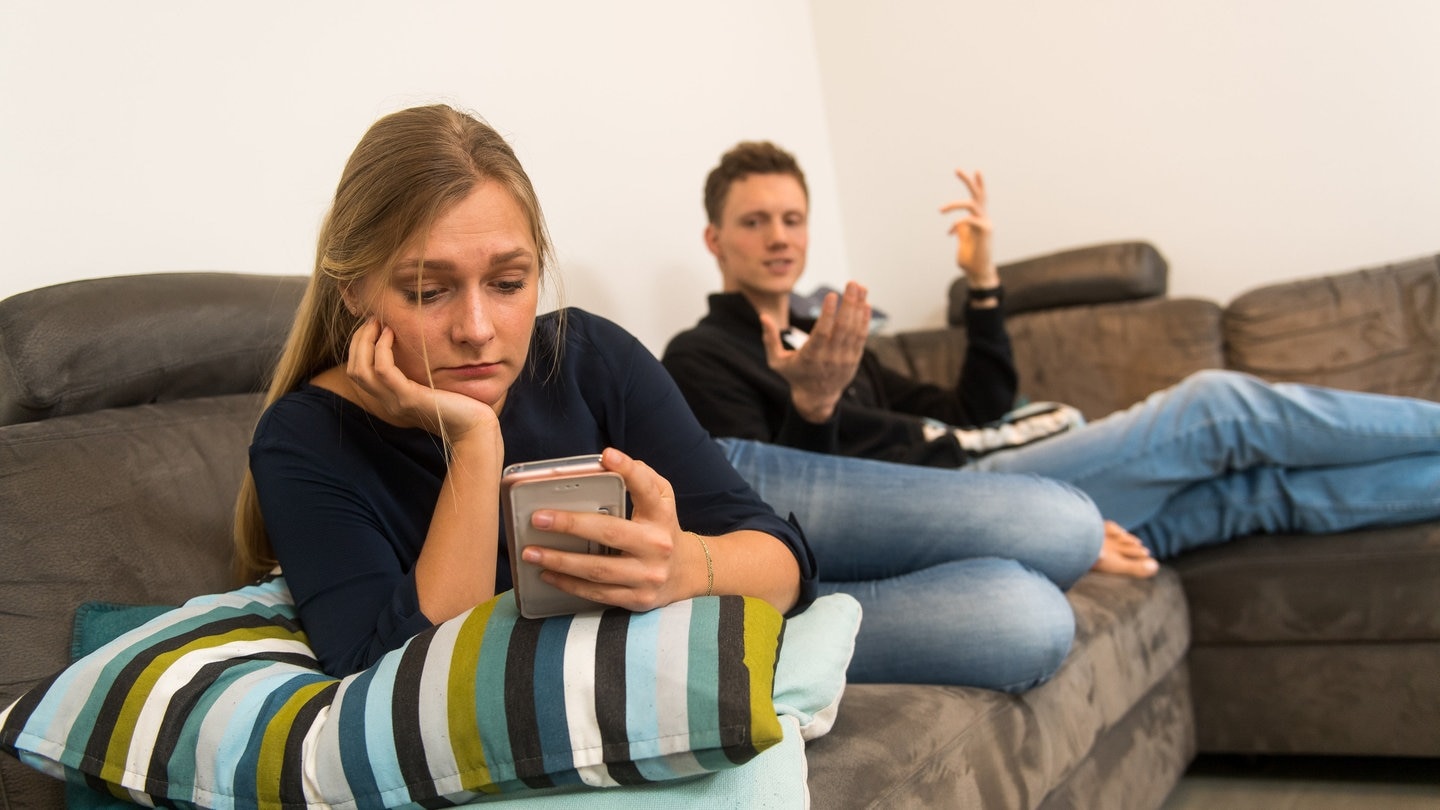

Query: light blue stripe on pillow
left=358, top=641, right=407, bottom=805
left=622, top=607, right=677, bottom=783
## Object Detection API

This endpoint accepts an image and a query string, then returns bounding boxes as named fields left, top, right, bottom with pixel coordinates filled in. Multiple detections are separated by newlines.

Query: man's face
left=704, top=173, right=809, bottom=302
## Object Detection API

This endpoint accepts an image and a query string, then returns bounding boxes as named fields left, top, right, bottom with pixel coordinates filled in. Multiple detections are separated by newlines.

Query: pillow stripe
left=443, top=598, right=494, bottom=796
left=592, top=610, right=644, bottom=785
left=2, top=583, right=788, bottom=808
left=390, top=628, right=437, bottom=803
left=686, top=597, right=732, bottom=774
left=263, top=679, right=337, bottom=806
left=93, top=620, right=308, bottom=785
left=618, top=608, right=676, bottom=783
left=334, top=664, right=382, bottom=806
left=503, top=613, right=556, bottom=788
left=557, top=616, right=605, bottom=787
left=363, top=647, right=410, bottom=806
left=743, top=599, right=786, bottom=755
left=534, top=616, right=583, bottom=786
left=652, top=600, right=707, bottom=776
left=468, top=597, right=516, bottom=790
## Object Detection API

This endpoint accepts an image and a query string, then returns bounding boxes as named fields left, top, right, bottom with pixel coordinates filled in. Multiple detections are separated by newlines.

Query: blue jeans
left=972, top=370, right=1440, bottom=558
left=720, top=370, right=1440, bottom=689
left=718, top=438, right=1103, bottom=691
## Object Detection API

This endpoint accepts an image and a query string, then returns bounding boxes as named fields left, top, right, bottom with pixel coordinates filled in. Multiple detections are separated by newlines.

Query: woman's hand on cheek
left=524, top=448, right=699, bottom=611
left=346, top=318, right=497, bottom=439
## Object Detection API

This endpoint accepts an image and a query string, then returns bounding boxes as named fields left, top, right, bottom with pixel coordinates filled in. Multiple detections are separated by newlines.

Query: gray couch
left=2, top=244, right=1437, bottom=809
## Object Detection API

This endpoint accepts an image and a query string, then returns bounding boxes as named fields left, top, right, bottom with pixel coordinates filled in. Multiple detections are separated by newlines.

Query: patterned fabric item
left=0, top=576, right=786, bottom=809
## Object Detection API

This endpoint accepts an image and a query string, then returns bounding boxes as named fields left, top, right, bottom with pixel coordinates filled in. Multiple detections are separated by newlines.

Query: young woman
left=232, top=105, right=811, bottom=678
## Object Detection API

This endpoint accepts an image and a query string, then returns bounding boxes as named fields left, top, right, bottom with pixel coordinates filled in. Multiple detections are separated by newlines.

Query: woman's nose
left=453, top=291, right=496, bottom=345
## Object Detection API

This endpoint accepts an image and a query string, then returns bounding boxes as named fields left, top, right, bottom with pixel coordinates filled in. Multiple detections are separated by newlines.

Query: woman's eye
left=402, top=288, right=443, bottom=304
left=495, top=280, right=528, bottom=295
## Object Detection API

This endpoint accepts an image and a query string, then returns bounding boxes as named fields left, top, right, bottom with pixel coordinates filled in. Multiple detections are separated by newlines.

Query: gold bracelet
left=687, top=532, right=714, bottom=597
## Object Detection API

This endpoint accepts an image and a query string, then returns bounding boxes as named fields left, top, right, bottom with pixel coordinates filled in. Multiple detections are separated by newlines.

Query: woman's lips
left=442, top=362, right=502, bottom=380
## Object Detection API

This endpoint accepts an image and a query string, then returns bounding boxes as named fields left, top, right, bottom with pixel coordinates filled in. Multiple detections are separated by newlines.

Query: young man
left=663, top=141, right=1440, bottom=690
left=662, top=141, right=1033, bottom=467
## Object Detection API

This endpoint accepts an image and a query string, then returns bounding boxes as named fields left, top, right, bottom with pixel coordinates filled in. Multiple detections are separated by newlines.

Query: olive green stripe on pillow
left=743, top=595, right=786, bottom=759
left=448, top=595, right=501, bottom=796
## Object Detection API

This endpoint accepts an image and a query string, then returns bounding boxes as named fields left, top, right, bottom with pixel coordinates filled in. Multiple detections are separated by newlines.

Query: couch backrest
left=0, top=273, right=306, bottom=426
left=1224, top=252, right=1440, bottom=403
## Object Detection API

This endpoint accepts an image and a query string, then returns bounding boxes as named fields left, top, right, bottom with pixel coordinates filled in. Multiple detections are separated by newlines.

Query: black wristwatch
left=968, top=284, right=1004, bottom=304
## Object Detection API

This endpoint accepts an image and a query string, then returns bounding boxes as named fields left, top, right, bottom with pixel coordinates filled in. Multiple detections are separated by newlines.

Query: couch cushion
left=1172, top=524, right=1440, bottom=645
left=0, top=273, right=305, bottom=425
left=1224, top=253, right=1440, bottom=403
left=804, top=569, right=1191, bottom=808
left=948, top=241, right=1169, bottom=326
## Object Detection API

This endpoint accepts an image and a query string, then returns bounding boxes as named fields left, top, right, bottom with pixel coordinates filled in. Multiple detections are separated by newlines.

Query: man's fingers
left=758, top=312, right=789, bottom=363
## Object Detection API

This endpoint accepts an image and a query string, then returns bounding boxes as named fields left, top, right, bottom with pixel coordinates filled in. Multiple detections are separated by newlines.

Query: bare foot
left=1090, top=520, right=1159, bottom=578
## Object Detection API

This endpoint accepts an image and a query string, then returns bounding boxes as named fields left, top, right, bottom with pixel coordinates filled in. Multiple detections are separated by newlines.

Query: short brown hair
left=703, top=141, right=808, bottom=225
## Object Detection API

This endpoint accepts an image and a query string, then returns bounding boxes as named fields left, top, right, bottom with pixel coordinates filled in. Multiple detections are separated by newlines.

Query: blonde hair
left=233, top=104, right=555, bottom=582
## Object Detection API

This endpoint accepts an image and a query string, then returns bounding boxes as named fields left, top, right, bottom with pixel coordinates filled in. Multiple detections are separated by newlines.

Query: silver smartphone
left=500, top=454, right=627, bottom=619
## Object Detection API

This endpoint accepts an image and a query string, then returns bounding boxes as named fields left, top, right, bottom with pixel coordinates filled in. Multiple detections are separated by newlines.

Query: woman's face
left=355, top=180, right=541, bottom=413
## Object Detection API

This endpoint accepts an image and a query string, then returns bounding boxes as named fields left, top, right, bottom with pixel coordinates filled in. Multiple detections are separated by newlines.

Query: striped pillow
left=0, top=576, right=786, bottom=808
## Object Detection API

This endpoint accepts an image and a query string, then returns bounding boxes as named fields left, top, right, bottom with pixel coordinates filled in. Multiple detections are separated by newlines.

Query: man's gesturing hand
left=760, top=281, right=871, bottom=424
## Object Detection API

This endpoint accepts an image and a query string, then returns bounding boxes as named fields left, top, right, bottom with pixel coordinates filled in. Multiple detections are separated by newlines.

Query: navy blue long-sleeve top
left=249, top=308, right=818, bottom=677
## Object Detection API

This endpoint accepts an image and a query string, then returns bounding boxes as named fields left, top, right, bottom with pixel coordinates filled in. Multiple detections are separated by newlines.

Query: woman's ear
left=340, top=285, right=362, bottom=318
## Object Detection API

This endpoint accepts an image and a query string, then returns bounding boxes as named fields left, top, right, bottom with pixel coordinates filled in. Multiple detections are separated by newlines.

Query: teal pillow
left=2, top=577, right=787, bottom=808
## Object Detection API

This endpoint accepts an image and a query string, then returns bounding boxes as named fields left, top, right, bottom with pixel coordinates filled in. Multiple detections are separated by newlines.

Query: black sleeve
left=873, top=303, right=1018, bottom=427
left=661, top=328, right=841, bottom=455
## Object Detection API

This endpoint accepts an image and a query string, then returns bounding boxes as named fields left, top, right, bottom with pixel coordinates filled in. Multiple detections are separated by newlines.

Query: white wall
left=7, top=2, right=1440, bottom=353
left=0, top=0, right=848, bottom=355
left=811, top=0, right=1440, bottom=328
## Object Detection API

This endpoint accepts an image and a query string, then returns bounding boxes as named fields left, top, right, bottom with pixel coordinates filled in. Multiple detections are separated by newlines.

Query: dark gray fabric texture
left=1224, top=253, right=1440, bottom=401
left=0, top=395, right=261, bottom=809
left=1173, top=526, right=1440, bottom=645
left=1187, top=643, right=1440, bottom=757
left=873, top=297, right=1225, bottom=421
left=804, top=570, right=1191, bottom=809
left=1035, top=665, right=1196, bottom=810
left=0, top=273, right=304, bottom=425
left=948, top=241, right=1169, bottom=326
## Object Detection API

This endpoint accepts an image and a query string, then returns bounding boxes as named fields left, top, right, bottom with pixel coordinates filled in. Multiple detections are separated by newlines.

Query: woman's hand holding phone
left=519, top=447, right=705, bottom=615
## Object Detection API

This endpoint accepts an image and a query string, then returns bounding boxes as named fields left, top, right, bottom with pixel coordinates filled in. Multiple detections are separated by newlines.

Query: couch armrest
left=948, top=241, right=1168, bottom=326
left=0, top=272, right=306, bottom=425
